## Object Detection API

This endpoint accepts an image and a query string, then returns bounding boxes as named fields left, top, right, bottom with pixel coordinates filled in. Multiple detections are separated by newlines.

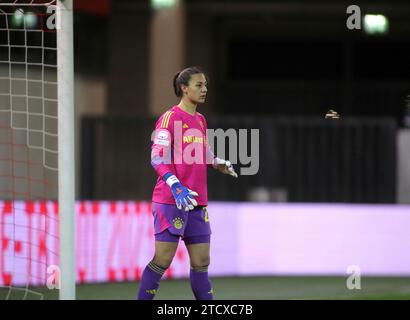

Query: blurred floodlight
left=24, top=12, right=38, bottom=29
left=11, top=8, right=25, bottom=28
left=151, top=0, right=176, bottom=10
left=364, top=14, right=388, bottom=35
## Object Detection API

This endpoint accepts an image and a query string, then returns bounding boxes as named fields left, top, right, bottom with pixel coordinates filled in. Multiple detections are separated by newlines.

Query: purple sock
left=190, top=266, right=214, bottom=300
left=137, top=261, right=166, bottom=300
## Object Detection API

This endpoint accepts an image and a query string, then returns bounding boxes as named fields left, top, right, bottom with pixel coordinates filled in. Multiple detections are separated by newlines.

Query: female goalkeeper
left=137, top=66, right=237, bottom=300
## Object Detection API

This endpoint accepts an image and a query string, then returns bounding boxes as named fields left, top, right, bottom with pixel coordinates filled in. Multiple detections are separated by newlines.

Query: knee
left=153, top=254, right=174, bottom=269
left=190, top=256, right=210, bottom=269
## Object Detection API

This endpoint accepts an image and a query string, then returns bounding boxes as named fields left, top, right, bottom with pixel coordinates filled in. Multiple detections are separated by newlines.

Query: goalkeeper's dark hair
left=173, top=66, right=208, bottom=97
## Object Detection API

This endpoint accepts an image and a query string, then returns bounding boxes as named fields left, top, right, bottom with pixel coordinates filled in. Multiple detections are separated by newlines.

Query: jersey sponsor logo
left=183, top=123, right=189, bottom=129
left=183, top=135, right=204, bottom=144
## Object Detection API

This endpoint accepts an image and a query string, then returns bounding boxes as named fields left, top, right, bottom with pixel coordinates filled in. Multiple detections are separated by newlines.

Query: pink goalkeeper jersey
left=151, top=105, right=215, bottom=206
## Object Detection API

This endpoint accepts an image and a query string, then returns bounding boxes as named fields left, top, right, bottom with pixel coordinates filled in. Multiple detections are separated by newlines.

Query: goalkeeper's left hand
left=213, top=157, right=238, bottom=178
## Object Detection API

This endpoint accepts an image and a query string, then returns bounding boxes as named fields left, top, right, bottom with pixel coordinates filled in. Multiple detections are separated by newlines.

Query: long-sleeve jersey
left=151, top=105, right=215, bottom=206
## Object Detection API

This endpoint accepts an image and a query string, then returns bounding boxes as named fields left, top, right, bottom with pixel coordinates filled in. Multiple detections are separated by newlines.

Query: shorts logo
left=203, top=207, right=209, bottom=222
left=173, top=217, right=184, bottom=230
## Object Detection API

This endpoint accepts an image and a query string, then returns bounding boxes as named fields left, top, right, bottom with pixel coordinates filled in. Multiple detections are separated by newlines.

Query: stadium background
left=2, top=0, right=410, bottom=299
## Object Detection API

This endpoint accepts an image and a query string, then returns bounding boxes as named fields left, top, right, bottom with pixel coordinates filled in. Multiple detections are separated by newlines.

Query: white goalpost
left=0, top=0, right=75, bottom=300
left=57, top=0, right=75, bottom=301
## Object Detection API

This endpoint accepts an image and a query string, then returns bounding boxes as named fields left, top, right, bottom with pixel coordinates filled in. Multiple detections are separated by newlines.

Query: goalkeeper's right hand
left=213, top=157, right=238, bottom=178
left=163, top=173, right=198, bottom=212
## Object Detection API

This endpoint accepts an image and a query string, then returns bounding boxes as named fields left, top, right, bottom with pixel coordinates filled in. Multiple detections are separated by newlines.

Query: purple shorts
left=152, top=202, right=211, bottom=243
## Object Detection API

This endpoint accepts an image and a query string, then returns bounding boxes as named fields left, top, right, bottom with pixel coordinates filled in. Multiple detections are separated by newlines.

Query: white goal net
left=0, top=0, right=74, bottom=300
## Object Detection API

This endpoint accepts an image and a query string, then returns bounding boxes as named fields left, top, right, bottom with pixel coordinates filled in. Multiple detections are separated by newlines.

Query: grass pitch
left=2, top=276, right=410, bottom=300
